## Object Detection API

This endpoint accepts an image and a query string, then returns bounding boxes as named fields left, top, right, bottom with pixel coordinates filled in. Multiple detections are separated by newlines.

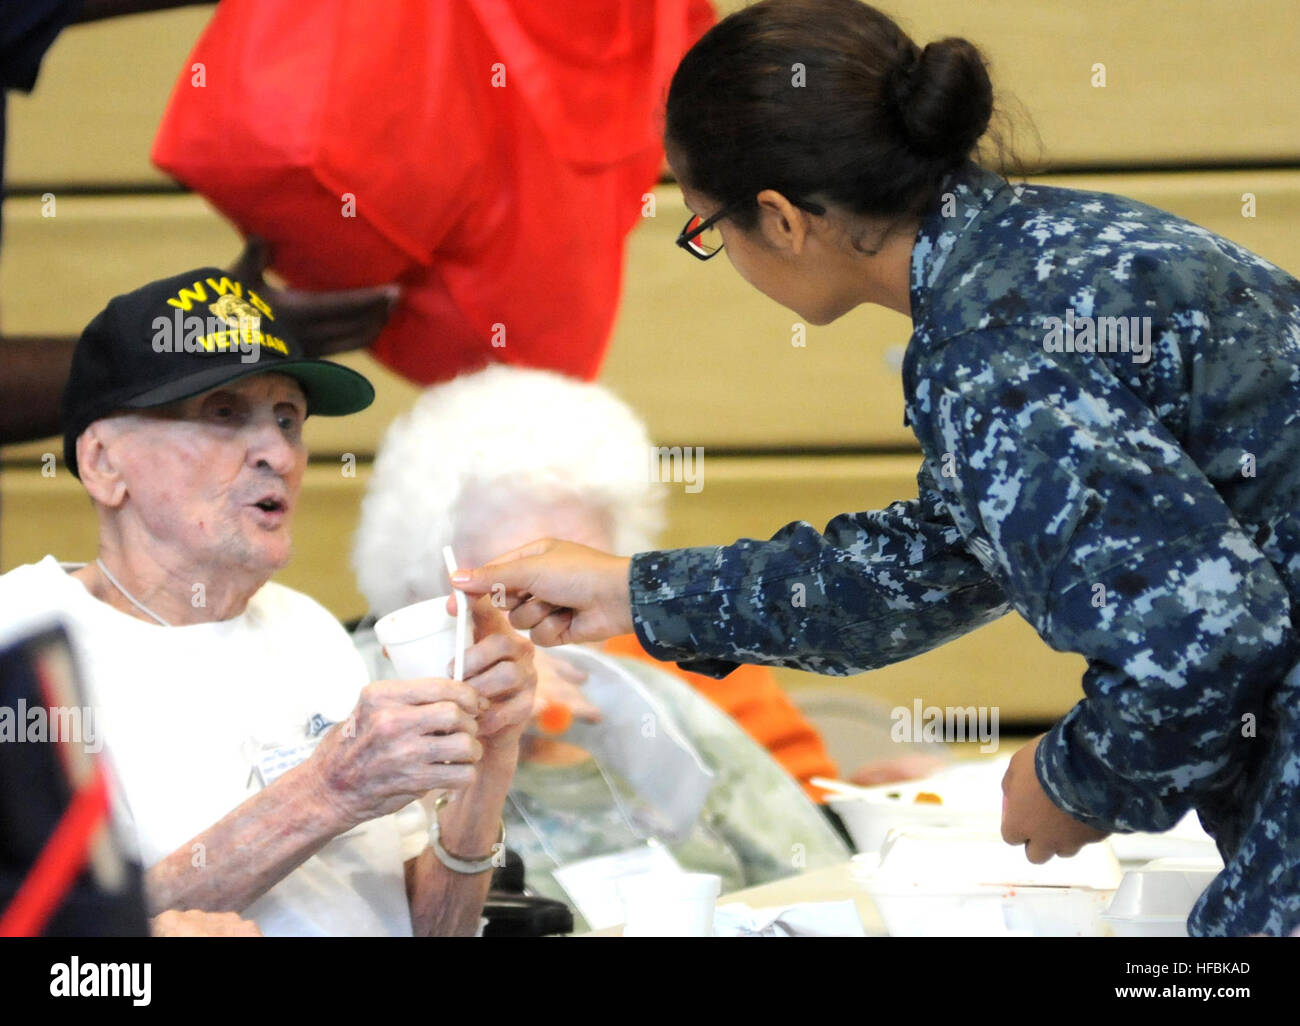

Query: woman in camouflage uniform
left=452, top=0, right=1300, bottom=936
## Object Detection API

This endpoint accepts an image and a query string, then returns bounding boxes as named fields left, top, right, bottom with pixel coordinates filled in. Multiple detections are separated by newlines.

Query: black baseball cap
left=61, top=267, right=375, bottom=478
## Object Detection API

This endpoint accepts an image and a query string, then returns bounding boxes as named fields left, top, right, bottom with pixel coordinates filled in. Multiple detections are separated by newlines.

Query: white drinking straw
left=441, top=546, right=468, bottom=682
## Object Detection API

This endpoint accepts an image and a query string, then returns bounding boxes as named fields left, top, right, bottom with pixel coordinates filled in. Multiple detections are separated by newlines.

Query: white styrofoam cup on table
left=617, top=872, right=721, bottom=937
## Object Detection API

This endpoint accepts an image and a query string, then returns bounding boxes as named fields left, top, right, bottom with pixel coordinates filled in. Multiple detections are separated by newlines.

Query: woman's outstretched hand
left=449, top=539, right=634, bottom=647
left=1001, top=735, right=1110, bottom=863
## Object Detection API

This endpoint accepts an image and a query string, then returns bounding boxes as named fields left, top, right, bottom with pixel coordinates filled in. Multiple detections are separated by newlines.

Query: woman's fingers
left=450, top=540, right=633, bottom=645
left=509, top=596, right=559, bottom=631
left=479, top=538, right=557, bottom=569
left=478, top=691, right=537, bottom=737
left=460, top=610, right=531, bottom=678
left=452, top=541, right=557, bottom=596
left=467, top=656, right=531, bottom=701
left=530, top=609, right=576, bottom=647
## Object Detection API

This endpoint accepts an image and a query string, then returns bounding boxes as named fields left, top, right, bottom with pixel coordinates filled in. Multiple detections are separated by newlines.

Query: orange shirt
left=602, top=634, right=838, bottom=802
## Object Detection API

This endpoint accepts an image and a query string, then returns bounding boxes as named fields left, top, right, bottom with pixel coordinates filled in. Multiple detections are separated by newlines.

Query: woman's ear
left=77, top=422, right=128, bottom=509
left=755, top=188, right=809, bottom=255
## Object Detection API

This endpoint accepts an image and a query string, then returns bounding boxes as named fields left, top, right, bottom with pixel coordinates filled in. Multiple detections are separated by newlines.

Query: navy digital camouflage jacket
left=630, top=161, right=1300, bottom=936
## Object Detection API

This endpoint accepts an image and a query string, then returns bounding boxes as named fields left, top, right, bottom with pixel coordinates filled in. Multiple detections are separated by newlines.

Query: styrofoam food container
left=1100, top=857, right=1222, bottom=938
left=830, top=793, right=998, bottom=853
left=825, top=759, right=1009, bottom=852
left=1103, top=915, right=1188, bottom=938
left=1002, top=887, right=1116, bottom=937
left=1108, top=811, right=1220, bottom=863
left=858, top=828, right=1123, bottom=888
left=851, top=829, right=1122, bottom=936
left=858, top=880, right=1115, bottom=937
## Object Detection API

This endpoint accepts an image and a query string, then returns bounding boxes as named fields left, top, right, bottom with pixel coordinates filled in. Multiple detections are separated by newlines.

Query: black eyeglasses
left=675, top=203, right=739, bottom=261
left=674, top=197, right=828, bottom=261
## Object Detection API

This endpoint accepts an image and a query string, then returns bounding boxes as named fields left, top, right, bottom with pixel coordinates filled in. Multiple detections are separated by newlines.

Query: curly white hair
left=352, top=364, right=666, bottom=617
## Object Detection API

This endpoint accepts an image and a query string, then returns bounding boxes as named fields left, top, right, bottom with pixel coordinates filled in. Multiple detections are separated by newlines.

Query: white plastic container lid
left=1104, top=857, right=1221, bottom=920
left=852, top=828, right=1123, bottom=892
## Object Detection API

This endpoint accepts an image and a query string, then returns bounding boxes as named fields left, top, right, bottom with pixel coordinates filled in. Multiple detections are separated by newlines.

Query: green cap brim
left=120, top=359, right=375, bottom=416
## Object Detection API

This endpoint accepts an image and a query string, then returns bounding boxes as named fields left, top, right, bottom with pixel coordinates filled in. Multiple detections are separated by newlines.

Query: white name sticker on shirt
left=247, top=738, right=322, bottom=790
left=244, top=714, right=336, bottom=790
left=552, top=843, right=684, bottom=931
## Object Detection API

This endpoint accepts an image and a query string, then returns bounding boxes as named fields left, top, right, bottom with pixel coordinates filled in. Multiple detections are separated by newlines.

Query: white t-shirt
left=0, top=556, right=420, bottom=937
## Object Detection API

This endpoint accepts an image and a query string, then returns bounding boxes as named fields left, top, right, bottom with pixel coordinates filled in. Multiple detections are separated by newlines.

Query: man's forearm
left=0, top=336, right=76, bottom=443
left=407, top=743, right=518, bottom=938
left=145, top=757, right=351, bottom=916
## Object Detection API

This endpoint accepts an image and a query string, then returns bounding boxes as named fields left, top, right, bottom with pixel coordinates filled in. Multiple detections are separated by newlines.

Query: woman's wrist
left=436, top=780, right=511, bottom=861
left=476, top=737, right=522, bottom=782
left=438, top=738, right=517, bottom=849
left=613, top=556, right=635, bottom=635
left=428, top=792, right=504, bottom=873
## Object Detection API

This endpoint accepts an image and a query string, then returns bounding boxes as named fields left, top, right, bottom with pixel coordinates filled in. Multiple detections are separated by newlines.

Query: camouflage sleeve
left=628, top=462, right=1011, bottom=678
left=924, top=331, right=1297, bottom=834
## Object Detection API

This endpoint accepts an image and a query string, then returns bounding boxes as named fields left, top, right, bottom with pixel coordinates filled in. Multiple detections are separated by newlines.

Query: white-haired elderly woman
left=352, top=365, right=849, bottom=930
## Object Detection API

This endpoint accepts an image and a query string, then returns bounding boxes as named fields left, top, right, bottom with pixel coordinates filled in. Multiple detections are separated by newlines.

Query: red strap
left=0, top=763, right=111, bottom=936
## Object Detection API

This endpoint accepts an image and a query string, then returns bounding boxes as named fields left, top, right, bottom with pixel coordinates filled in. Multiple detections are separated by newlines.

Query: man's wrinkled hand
left=307, top=676, right=483, bottom=830
left=1001, top=734, right=1109, bottom=864
left=228, top=236, right=400, bottom=358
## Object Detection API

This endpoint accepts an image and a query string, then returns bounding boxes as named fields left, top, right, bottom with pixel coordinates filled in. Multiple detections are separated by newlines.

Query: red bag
left=152, top=0, right=715, bottom=385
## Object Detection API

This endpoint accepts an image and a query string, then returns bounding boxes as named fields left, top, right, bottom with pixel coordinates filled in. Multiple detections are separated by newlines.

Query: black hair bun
left=888, top=37, right=993, bottom=163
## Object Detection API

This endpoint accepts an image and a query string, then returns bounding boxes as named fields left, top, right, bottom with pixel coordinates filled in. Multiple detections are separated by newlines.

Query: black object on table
left=482, top=847, right=573, bottom=936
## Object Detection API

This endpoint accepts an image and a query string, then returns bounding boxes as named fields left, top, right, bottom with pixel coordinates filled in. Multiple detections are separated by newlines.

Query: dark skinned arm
left=0, top=337, right=75, bottom=443
left=0, top=238, right=398, bottom=445
left=71, top=0, right=215, bottom=25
